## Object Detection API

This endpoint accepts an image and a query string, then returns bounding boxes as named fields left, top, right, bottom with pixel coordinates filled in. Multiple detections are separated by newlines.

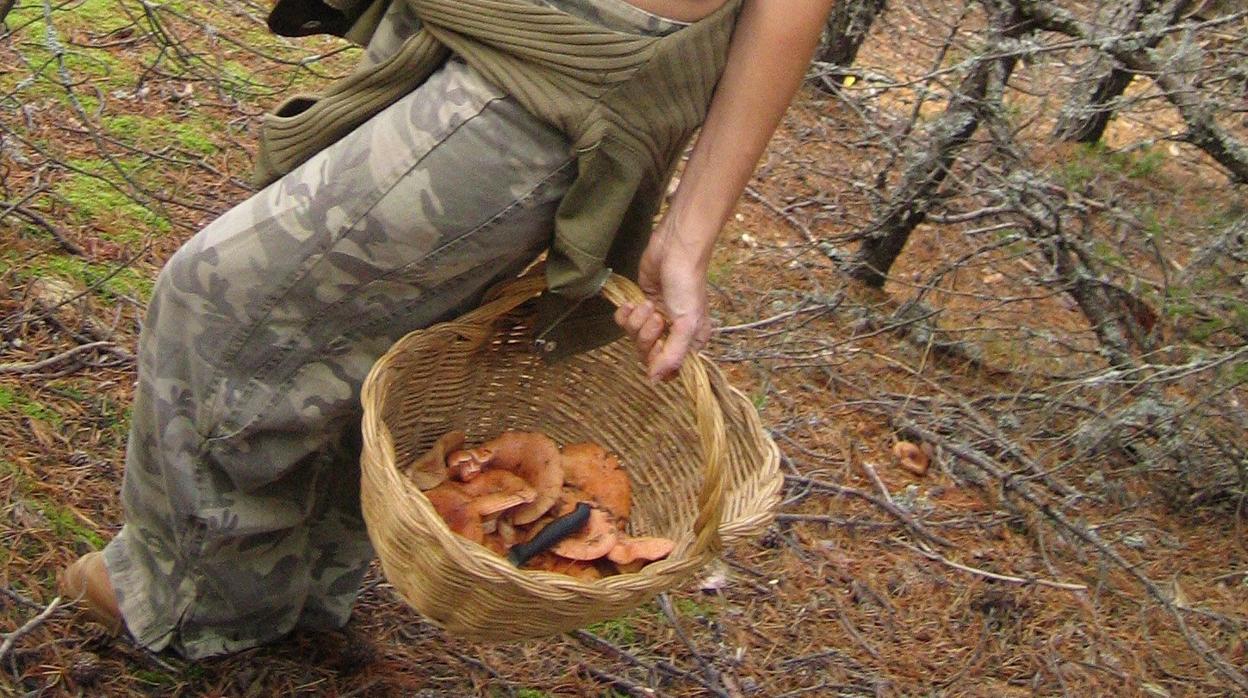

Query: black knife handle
left=507, top=502, right=591, bottom=567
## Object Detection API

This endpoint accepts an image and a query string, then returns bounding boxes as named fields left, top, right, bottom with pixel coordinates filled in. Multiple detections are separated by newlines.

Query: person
left=58, top=0, right=834, bottom=658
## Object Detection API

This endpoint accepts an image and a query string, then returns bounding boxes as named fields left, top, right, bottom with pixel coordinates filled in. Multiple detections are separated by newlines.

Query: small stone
left=698, top=562, right=729, bottom=593
left=1122, top=533, right=1147, bottom=550
left=759, top=527, right=783, bottom=549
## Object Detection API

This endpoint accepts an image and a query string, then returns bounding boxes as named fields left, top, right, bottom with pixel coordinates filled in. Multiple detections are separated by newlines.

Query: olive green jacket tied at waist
left=259, top=0, right=742, bottom=357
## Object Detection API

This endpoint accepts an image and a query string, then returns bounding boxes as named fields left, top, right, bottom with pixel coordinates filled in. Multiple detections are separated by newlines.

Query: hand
left=613, top=229, right=713, bottom=382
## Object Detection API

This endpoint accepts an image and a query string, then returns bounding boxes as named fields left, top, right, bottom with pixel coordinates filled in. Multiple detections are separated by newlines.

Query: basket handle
left=477, top=270, right=728, bottom=559
left=597, top=274, right=727, bottom=560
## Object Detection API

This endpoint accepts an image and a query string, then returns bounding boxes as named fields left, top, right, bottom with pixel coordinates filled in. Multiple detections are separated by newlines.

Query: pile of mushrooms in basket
left=405, top=430, right=674, bottom=579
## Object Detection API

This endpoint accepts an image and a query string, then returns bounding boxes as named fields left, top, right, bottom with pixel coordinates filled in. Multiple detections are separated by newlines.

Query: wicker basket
left=359, top=272, right=781, bottom=642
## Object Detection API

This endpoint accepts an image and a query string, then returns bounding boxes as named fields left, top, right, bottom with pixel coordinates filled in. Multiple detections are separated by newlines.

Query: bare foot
left=58, top=551, right=124, bottom=635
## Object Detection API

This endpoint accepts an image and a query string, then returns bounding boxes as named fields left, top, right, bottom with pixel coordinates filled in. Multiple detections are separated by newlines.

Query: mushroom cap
left=611, top=559, right=647, bottom=575
left=446, top=448, right=487, bottom=482
left=561, top=442, right=631, bottom=520
left=405, top=430, right=466, bottom=490
left=525, top=552, right=603, bottom=581
left=471, top=492, right=534, bottom=517
left=892, top=440, right=930, bottom=476
left=424, top=475, right=532, bottom=544
left=550, top=505, right=618, bottom=561
left=423, top=485, right=484, bottom=543
left=607, top=536, right=675, bottom=565
left=456, top=469, right=536, bottom=503
left=476, top=431, right=564, bottom=525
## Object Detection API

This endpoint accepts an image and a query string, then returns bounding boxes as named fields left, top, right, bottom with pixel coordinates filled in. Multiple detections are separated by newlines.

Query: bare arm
left=616, top=0, right=836, bottom=381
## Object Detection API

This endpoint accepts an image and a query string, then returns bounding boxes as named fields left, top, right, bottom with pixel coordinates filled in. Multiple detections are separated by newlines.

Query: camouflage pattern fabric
left=101, top=0, right=684, bottom=659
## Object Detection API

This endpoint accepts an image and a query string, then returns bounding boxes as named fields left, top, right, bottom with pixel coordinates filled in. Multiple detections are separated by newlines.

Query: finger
left=692, top=321, right=712, bottom=350
left=613, top=303, right=633, bottom=330
left=624, top=301, right=656, bottom=336
left=635, top=311, right=666, bottom=359
left=614, top=301, right=651, bottom=342
left=646, top=332, right=666, bottom=367
left=648, top=314, right=698, bottom=382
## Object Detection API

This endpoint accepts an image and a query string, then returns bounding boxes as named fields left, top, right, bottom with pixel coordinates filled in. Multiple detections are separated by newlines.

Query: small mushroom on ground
left=892, top=440, right=930, bottom=476
left=461, top=431, right=564, bottom=525
left=561, top=442, right=631, bottom=521
left=405, top=430, right=466, bottom=490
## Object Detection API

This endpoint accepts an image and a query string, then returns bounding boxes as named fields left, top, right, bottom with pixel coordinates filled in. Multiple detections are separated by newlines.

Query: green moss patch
left=7, top=251, right=156, bottom=302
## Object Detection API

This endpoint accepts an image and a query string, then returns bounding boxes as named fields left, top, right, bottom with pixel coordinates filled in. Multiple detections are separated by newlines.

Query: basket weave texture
left=359, top=273, right=782, bottom=642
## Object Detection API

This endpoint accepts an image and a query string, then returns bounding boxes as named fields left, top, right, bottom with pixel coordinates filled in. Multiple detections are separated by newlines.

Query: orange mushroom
left=465, top=431, right=564, bottom=525
left=561, top=442, right=631, bottom=521
left=545, top=495, right=618, bottom=561
left=456, top=469, right=536, bottom=502
left=607, top=536, right=674, bottom=566
left=404, top=430, right=466, bottom=490
left=610, top=559, right=647, bottom=575
left=481, top=533, right=509, bottom=557
left=495, top=519, right=520, bottom=548
left=423, top=480, right=533, bottom=544
left=892, top=440, right=930, bottom=476
left=446, top=448, right=488, bottom=482
left=524, top=552, right=603, bottom=581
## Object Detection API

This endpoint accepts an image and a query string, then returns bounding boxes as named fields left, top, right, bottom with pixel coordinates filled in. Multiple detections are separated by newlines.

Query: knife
left=506, top=502, right=591, bottom=567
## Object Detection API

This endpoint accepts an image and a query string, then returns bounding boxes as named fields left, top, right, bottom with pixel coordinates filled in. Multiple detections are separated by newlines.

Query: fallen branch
left=894, top=538, right=1087, bottom=592
left=0, top=587, right=41, bottom=611
left=718, top=299, right=839, bottom=335
left=657, top=594, right=732, bottom=698
left=0, top=199, right=85, bottom=256
left=1015, top=0, right=1248, bottom=183
left=744, top=186, right=815, bottom=242
left=577, top=664, right=658, bottom=697
left=782, top=452, right=954, bottom=548
left=0, top=341, right=127, bottom=374
left=569, top=629, right=703, bottom=687
left=444, top=648, right=517, bottom=698
left=899, top=417, right=1248, bottom=693
left=858, top=459, right=955, bottom=549
left=0, top=596, right=61, bottom=663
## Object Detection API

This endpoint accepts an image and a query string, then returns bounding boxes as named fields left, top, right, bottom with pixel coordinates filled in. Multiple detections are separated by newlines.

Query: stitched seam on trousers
left=205, top=94, right=509, bottom=441
left=229, top=125, right=546, bottom=376
left=350, top=157, right=576, bottom=337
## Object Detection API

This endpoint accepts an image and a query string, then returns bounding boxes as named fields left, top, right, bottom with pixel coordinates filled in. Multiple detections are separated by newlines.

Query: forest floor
left=1, top=1, right=1246, bottom=696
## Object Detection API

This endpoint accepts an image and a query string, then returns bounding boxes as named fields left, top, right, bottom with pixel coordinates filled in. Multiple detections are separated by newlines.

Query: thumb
left=648, top=314, right=699, bottom=382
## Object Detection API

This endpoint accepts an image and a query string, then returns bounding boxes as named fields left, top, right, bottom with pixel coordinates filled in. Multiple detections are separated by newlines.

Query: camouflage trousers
left=101, top=0, right=682, bottom=659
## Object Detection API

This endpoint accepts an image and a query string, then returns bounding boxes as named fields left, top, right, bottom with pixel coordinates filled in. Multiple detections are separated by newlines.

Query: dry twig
left=0, top=596, right=61, bottom=663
